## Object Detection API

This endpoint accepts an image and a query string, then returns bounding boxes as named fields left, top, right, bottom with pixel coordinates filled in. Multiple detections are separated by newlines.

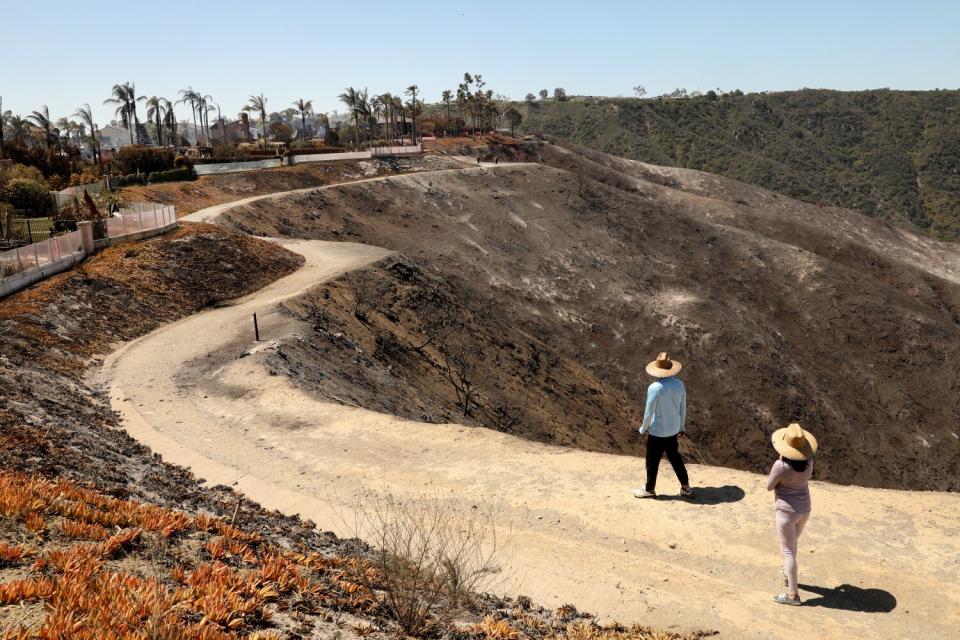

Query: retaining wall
left=194, top=159, right=283, bottom=175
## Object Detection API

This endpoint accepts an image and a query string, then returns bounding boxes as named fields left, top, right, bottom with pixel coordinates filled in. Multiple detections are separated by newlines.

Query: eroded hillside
left=218, top=144, right=960, bottom=491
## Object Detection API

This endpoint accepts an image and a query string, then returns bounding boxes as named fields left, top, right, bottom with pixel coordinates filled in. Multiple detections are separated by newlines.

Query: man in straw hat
left=633, top=352, right=693, bottom=499
left=767, top=423, right=817, bottom=606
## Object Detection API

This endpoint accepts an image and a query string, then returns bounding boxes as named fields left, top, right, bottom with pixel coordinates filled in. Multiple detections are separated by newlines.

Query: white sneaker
left=633, top=488, right=656, bottom=498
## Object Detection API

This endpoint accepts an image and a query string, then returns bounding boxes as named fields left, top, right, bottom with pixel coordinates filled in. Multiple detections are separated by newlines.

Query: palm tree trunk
left=191, top=110, right=198, bottom=146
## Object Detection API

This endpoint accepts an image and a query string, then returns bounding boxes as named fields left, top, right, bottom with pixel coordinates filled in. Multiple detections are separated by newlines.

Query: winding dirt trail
left=99, top=169, right=960, bottom=640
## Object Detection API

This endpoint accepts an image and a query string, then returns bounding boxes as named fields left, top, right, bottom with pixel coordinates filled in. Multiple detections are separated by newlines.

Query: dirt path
left=100, top=171, right=960, bottom=640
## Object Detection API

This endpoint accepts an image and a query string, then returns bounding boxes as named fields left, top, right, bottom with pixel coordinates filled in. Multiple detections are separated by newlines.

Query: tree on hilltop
left=538, top=89, right=548, bottom=100
left=505, top=107, right=522, bottom=136
left=554, top=87, right=567, bottom=101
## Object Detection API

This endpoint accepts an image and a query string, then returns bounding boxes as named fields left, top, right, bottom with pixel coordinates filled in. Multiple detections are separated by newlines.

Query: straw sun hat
left=645, top=352, right=681, bottom=378
left=772, top=423, right=818, bottom=461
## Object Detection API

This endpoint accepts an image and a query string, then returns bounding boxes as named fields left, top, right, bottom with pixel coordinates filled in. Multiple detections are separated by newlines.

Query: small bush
left=148, top=167, right=195, bottom=184
left=348, top=492, right=503, bottom=637
left=1, top=178, right=52, bottom=214
left=112, top=145, right=176, bottom=175
left=0, top=163, right=49, bottom=190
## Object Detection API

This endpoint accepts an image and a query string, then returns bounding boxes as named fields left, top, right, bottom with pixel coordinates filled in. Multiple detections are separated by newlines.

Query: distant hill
left=520, top=89, right=960, bottom=239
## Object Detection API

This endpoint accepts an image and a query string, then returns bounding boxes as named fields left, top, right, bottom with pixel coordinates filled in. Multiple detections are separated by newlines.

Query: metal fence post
left=152, top=204, right=159, bottom=230
left=137, top=208, right=144, bottom=233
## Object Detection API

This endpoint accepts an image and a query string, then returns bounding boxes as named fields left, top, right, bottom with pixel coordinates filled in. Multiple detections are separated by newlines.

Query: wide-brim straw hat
left=772, top=423, right=818, bottom=461
left=645, top=352, right=681, bottom=378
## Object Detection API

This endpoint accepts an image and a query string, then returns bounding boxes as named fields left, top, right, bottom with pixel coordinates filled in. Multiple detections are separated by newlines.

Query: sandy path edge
left=98, top=170, right=960, bottom=640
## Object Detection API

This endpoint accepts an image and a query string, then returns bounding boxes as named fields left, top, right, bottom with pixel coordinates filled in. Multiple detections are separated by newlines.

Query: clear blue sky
left=2, top=0, right=958, bottom=126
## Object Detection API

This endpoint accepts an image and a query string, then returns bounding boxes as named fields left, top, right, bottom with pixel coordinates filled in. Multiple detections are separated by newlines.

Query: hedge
left=108, top=174, right=148, bottom=188
left=148, top=167, right=195, bottom=184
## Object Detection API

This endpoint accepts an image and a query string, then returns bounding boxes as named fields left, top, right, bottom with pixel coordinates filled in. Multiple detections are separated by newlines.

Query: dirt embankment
left=219, top=156, right=960, bottom=492
left=0, top=223, right=302, bottom=494
left=270, top=256, right=654, bottom=457
left=119, top=155, right=466, bottom=216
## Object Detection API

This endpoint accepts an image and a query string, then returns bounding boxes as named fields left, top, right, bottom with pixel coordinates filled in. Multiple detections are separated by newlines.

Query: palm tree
left=203, top=101, right=216, bottom=145
left=145, top=96, right=164, bottom=145
left=161, top=98, right=177, bottom=146
left=55, top=117, right=73, bottom=153
left=177, top=88, right=200, bottom=145
left=293, top=98, right=313, bottom=141
left=105, top=82, right=139, bottom=145
left=7, top=115, right=28, bottom=144
left=27, top=105, right=54, bottom=150
left=395, top=94, right=406, bottom=142
left=73, top=103, right=100, bottom=163
left=405, top=85, right=419, bottom=144
left=441, top=90, right=452, bottom=136
left=379, top=92, right=395, bottom=144
left=201, top=94, right=214, bottom=144
left=338, top=87, right=361, bottom=149
left=243, top=94, right=268, bottom=148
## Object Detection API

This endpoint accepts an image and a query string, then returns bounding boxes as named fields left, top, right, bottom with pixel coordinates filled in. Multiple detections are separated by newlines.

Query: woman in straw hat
left=633, top=352, right=693, bottom=499
left=767, top=423, right=818, bottom=606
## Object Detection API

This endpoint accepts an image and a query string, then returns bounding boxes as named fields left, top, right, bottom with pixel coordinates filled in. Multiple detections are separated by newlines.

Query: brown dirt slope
left=218, top=150, right=960, bottom=491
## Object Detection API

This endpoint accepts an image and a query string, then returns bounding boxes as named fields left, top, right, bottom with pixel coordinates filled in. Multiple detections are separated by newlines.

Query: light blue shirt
left=639, top=377, right=686, bottom=437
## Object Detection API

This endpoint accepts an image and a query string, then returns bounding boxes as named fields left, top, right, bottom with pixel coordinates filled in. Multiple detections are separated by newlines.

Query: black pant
left=645, top=434, right=689, bottom=491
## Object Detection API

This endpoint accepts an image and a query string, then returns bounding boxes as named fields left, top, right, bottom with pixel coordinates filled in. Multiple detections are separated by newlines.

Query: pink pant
left=776, top=509, right=810, bottom=594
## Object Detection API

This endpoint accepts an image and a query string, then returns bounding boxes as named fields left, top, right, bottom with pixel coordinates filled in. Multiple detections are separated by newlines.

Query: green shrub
left=112, top=145, right=176, bottom=175
left=1, top=178, right=53, bottom=214
left=147, top=167, right=195, bottom=183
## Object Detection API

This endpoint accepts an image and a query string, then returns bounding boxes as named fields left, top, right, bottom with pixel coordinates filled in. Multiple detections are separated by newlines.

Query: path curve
left=100, top=167, right=960, bottom=640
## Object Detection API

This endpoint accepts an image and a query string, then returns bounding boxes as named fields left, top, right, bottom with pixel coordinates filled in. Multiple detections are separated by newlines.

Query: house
left=98, top=125, right=136, bottom=149
left=209, top=113, right=252, bottom=145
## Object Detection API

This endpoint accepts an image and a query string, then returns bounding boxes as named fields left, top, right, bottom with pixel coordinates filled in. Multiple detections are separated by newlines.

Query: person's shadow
left=658, top=485, right=746, bottom=505
left=799, top=583, right=897, bottom=613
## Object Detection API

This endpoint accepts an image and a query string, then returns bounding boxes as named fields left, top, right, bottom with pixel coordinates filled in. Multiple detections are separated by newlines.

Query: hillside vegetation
left=521, top=89, right=960, bottom=239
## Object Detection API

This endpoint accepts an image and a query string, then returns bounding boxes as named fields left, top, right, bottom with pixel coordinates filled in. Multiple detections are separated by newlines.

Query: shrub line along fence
left=0, top=203, right=177, bottom=299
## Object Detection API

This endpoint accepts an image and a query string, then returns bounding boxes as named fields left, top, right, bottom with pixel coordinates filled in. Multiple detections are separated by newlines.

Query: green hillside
left=520, top=89, right=960, bottom=239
